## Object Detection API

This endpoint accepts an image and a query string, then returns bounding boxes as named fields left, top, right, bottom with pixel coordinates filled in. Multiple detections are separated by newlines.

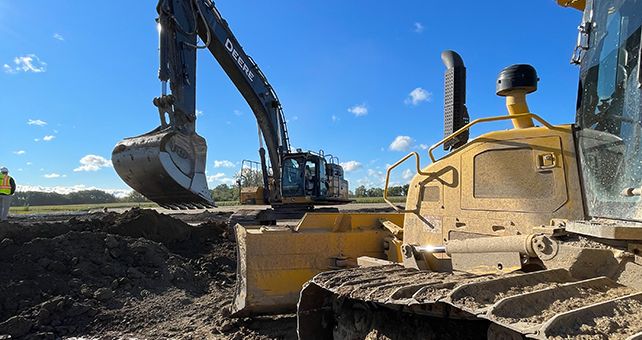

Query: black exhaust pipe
left=441, top=50, right=469, bottom=151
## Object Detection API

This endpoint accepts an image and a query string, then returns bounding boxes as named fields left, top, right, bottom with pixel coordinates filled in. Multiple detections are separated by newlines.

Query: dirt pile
left=0, top=209, right=296, bottom=339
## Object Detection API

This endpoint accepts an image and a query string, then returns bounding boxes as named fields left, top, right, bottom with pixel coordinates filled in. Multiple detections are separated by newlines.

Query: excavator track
left=298, top=265, right=642, bottom=339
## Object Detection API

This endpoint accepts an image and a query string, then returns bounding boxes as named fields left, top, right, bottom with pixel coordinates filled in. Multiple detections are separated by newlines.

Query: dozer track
left=299, top=265, right=642, bottom=339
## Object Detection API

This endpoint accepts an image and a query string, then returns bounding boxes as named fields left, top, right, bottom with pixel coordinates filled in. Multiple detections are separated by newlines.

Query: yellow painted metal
left=403, top=124, right=585, bottom=255
left=427, top=112, right=555, bottom=162
left=278, top=196, right=315, bottom=205
left=383, top=151, right=430, bottom=213
left=557, top=0, right=586, bottom=11
left=240, top=186, right=265, bottom=205
left=505, top=92, right=535, bottom=128
left=232, top=212, right=404, bottom=315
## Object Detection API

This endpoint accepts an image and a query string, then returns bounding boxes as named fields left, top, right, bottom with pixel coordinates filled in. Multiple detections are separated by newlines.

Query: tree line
left=11, top=190, right=148, bottom=207
left=352, top=184, right=409, bottom=198
left=10, top=183, right=409, bottom=207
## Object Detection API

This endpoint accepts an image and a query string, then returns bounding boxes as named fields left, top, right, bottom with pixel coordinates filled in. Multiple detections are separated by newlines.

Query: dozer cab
left=231, top=0, right=642, bottom=338
left=112, top=0, right=350, bottom=212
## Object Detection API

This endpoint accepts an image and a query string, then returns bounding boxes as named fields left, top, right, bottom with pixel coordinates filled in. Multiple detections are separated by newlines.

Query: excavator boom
left=112, top=0, right=290, bottom=208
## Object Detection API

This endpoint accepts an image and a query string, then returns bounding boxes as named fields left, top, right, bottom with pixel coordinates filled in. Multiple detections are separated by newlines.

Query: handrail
left=383, top=152, right=431, bottom=213
left=427, top=113, right=554, bottom=162
left=383, top=113, right=555, bottom=213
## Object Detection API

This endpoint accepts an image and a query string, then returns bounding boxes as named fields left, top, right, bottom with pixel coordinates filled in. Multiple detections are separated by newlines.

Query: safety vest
left=0, top=174, right=11, bottom=195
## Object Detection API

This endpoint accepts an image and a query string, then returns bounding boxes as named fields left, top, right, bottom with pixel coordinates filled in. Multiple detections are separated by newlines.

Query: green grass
left=8, top=200, right=248, bottom=214
left=8, top=197, right=403, bottom=215
left=9, top=202, right=159, bottom=214
left=352, top=196, right=406, bottom=204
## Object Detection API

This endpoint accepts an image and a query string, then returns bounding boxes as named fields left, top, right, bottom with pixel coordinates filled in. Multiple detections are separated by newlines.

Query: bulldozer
left=237, top=160, right=266, bottom=205
left=230, top=0, right=642, bottom=338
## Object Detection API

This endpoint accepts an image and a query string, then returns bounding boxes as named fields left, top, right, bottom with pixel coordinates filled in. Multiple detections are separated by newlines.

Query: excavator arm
left=112, top=0, right=290, bottom=208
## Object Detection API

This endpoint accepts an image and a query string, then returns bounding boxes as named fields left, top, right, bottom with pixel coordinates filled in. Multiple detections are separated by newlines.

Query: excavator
left=228, top=0, right=642, bottom=338
left=111, top=0, right=349, bottom=212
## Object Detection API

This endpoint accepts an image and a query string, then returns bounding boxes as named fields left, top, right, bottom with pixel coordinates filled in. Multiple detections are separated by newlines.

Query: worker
left=305, top=164, right=315, bottom=195
left=0, top=167, right=16, bottom=222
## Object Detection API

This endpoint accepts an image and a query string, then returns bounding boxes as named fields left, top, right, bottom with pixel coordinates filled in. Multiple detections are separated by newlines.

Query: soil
left=0, top=208, right=297, bottom=339
left=547, top=296, right=642, bottom=340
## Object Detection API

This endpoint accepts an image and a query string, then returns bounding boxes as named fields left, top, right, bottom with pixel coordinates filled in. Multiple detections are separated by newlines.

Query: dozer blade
left=112, top=127, right=215, bottom=209
left=231, top=212, right=404, bottom=316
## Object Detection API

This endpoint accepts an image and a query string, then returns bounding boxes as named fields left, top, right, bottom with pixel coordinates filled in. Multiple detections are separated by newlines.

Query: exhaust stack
left=441, top=50, right=469, bottom=151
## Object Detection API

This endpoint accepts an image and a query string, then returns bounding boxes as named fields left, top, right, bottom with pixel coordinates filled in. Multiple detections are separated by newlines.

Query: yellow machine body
left=232, top=117, right=587, bottom=314
left=231, top=1, right=642, bottom=337
left=239, top=186, right=265, bottom=205
left=557, top=0, right=586, bottom=10
left=403, top=124, right=584, bottom=254
left=232, top=212, right=403, bottom=315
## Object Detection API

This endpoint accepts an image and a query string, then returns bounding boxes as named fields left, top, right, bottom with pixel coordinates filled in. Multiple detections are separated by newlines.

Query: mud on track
left=0, top=208, right=296, bottom=339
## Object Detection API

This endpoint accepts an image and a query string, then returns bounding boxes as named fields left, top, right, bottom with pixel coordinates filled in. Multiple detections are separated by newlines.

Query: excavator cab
left=279, top=152, right=349, bottom=205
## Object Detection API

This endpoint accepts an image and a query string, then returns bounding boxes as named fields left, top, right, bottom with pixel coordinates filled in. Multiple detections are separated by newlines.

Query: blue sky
left=0, top=1, right=583, bottom=196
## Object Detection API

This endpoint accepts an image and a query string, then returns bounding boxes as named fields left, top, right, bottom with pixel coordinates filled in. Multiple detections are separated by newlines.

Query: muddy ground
left=0, top=208, right=299, bottom=339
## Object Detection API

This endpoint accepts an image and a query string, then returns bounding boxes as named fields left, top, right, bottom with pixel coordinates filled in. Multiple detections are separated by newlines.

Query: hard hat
left=0, top=167, right=7, bottom=173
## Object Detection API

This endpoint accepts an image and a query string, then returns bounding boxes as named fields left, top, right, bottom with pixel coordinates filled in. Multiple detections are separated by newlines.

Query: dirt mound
left=0, top=209, right=296, bottom=339
left=0, top=229, right=201, bottom=338
left=101, top=208, right=193, bottom=246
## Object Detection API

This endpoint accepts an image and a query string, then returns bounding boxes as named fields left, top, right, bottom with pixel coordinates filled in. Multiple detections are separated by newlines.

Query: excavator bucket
left=112, top=127, right=215, bottom=209
left=231, top=212, right=404, bottom=316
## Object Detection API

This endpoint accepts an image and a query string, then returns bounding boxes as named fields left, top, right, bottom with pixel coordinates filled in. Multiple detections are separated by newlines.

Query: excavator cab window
left=576, top=0, right=642, bottom=221
left=282, top=158, right=304, bottom=197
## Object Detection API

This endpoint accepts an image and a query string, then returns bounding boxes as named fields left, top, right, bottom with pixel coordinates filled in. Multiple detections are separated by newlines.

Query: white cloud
left=17, top=184, right=131, bottom=198
left=389, top=136, right=413, bottom=152
left=53, top=33, right=65, bottom=41
left=402, top=169, right=413, bottom=180
left=43, top=135, right=55, bottom=142
left=27, top=119, right=47, bottom=126
left=26, top=162, right=32, bottom=166
left=207, top=173, right=225, bottom=181
left=73, top=155, right=112, bottom=172
left=340, top=161, right=362, bottom=172
left=233, top=109, right=243, bottom=116
left=44, top=173, right=61, bottom=178
left=34, top=139, right=40, bottom=142
left=356, top=169, right=387, bottom=188
left=13, top=150, right=26, bottom=155
left=347, top=104, right=368, bottom=117
left=414, top=22, right=425, bottom=33
left=207, top=172, right=235, bottom=185
left=4, top=54, right=47, bottom=74
left=288, top=116, right=299, bottom=123
left=405, top=87, right=432, bottom=106
left=214, top=160, right=235, bottom=168
left=195, top=109, right=204, bottom=117
left=419, top=144, right=429, bottom=150
left=331, top=115, right=339, bottom=123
